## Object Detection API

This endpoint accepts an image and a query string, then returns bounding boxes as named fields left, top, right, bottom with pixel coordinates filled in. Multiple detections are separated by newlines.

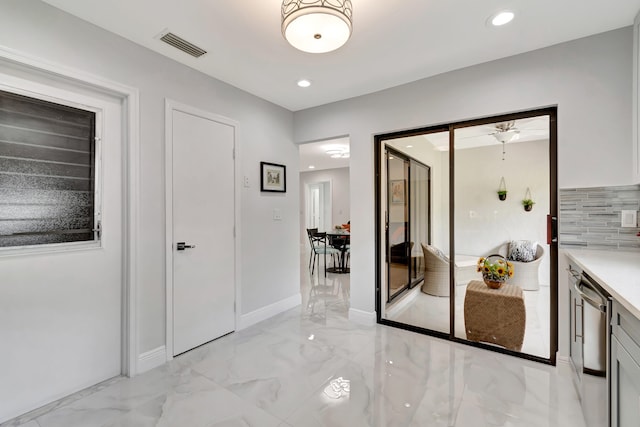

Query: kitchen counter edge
left=563, top=248, right=640, bottom=320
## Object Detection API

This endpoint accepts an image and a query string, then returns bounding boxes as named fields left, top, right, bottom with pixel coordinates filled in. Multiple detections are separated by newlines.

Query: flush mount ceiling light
left=297, top=79, right=311, bottom=87
left=326, top=148, right=350, bottom=158
left=282, top=0, right=353, bottom=53
left=490, top=11, right=514, bottom=26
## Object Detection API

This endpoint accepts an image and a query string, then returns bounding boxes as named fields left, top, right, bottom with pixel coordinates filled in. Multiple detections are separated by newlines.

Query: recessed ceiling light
left=406, top=145, right=413, bottom=148
left=308, top=165, right=315, bottom=169
left=297, top=79, right=311, bottom=88
left=491, top=11, right=514, bottom=26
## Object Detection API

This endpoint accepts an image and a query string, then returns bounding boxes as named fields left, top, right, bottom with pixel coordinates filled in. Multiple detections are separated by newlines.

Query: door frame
left=0, top=47, right=141, bottom=377
left=375, top=106, right=558, bottom=366
left=164, top=99, right=241, bottom=361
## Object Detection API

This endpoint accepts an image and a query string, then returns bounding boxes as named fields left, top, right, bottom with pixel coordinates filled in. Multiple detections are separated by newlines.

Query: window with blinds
left=0, top=89, right=98, bottom=248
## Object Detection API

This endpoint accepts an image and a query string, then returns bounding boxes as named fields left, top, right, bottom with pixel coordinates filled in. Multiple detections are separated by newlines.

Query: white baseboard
left=238, top=293, right=302, bottom=330
left=137, top=346, right=167, bottom=374
left=349, top=308, right=376, bottom=326
left=385, top=286, right=420, bottom=318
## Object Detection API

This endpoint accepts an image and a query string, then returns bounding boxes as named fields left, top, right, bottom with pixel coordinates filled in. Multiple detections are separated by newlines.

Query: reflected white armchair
left=421, top=244, right=450, bottom=297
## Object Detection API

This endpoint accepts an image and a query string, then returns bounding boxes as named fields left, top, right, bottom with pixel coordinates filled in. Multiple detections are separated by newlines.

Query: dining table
left=326, top=229, right=350, bottom=274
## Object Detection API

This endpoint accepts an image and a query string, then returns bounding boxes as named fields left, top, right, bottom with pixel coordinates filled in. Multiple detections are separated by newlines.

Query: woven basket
left=481, top=254, right=509, bottom=289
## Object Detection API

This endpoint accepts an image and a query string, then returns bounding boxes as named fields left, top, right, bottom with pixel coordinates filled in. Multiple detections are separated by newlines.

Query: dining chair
left=309, top=232, right=339, bottom=276
left=329, top=233, right=350, bottom=272
left=306, top=228, right=318, bottom=270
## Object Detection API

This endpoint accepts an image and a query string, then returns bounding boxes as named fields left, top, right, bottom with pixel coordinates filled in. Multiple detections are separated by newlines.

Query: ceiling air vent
left=159, top=31, right=207, bottom=58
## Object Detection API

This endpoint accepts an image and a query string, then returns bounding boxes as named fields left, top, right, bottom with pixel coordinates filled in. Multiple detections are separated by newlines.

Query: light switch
left=273, top=208, right=282, bottom=221
left=621, top=210, right=637, bottom=228
left=243, top=176, right=250, bottom=188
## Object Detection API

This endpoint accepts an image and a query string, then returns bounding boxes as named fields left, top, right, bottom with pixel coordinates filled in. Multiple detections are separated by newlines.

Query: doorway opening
left=375, top=107, right=558, bottom=365
left=299, top=137, right=351, bottom=320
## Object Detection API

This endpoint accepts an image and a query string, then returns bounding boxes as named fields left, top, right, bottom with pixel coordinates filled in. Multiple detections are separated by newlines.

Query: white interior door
left=306, top=181, right=331, bottom=231
left=0, top=78, right=122, bottom=422
left=308, top=184, right=320, bottom=228
left=171, top=108, right=235, bottom=356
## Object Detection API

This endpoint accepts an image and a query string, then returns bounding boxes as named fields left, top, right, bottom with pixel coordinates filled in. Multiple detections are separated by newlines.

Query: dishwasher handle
left=567, top=267, right=581, bottom=281
left=574, top=277, right=607, bottom=313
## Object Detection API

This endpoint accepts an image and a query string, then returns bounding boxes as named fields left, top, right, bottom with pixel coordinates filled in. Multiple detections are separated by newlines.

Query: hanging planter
left=497, top=176, right=507, bottom=201
left=522, top=187, right=535, bottom=212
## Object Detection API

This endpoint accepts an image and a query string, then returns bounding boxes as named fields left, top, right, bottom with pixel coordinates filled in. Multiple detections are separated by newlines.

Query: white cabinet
left=633, top=11, right=640, bottom=183
left=610, top=301, right=640, bottom=426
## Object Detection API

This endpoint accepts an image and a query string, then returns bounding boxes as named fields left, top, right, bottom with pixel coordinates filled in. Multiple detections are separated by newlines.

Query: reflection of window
left=0, top=89, right=99, bottom=248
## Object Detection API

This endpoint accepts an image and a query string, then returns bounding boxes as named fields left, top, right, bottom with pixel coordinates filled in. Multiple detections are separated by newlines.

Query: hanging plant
left=522, top=187, right=534, bottom=212
left=497, top=176, right=507, bottom=201
left=522, top=199, right=535, bottom=211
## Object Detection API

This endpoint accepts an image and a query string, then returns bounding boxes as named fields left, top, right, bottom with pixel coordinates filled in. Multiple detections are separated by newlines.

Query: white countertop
left=564, top=249, right=640, bottom=319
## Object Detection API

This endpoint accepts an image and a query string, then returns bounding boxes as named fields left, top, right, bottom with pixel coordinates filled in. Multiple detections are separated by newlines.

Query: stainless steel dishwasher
left=569, top=266, right=611, bottom=427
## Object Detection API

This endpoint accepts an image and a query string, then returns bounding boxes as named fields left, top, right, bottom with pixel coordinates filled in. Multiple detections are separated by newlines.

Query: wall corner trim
left=238, top=293, right=302, bottom=330
left=137, top=346, right=167, bottom=374
left=349, top=308, right=377, bottom=326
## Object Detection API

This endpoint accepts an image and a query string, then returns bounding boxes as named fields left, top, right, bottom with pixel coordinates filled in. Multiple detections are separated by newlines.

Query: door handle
left=547, top=215, right=558, bottom=244
left=574, top=298, right=583, bottom=342
left=176, top=242, right=196, bottom=251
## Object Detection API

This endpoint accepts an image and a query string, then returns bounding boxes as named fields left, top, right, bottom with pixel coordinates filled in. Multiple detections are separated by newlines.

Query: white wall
left=454, top=140, right=550, bottom=286
left=299, top=167, right=350, bottom=239
left=0, top=1, right=300, bottom=420
left=293, top=28, right=633, bottom=340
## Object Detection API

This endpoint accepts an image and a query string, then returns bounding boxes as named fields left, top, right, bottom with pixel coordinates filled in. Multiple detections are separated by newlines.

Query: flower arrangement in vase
left=477, top=255, right=514, bottom=289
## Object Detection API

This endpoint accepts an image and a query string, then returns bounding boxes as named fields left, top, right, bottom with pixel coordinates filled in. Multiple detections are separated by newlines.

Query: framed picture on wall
left=390, top=179, right=405, bottom=204
left=260, top=161, right=286, bottom=192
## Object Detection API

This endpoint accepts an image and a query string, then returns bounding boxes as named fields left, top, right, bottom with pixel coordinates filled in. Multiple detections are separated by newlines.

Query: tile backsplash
left=559, top=185, right=640, bottom=251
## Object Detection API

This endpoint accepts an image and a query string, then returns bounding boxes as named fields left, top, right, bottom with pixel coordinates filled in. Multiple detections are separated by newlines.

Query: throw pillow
left=507, top=240, right=537, bottom=262
left=428, top=245, right=449, bottom=263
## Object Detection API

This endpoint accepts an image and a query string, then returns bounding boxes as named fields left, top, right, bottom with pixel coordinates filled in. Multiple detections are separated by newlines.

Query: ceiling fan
left=454, top=118, right=549, bottom=159
left=491, top=121, right=520, bottom=144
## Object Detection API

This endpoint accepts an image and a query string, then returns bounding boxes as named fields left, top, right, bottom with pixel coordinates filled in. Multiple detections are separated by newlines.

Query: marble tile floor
left=4, top=259, right=583, bottom=427
left=387, top=285, right=551, bottom=359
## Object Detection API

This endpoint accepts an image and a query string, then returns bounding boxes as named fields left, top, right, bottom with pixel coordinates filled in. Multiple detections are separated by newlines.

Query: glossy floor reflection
left=387, top=285, right=551, bottom=358
left=3, top=258, right=583, bottom=427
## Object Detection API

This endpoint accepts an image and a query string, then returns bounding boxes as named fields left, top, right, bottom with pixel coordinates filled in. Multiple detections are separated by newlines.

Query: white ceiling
left=427, top=116, right=550, bottom=151
left=41, top=0, right=640, bottom=112
left=388, top=116, right=550, bottom=162
left=301, top=117, right=549, bottom=171
left=299, top=137, right=350, bottom=172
